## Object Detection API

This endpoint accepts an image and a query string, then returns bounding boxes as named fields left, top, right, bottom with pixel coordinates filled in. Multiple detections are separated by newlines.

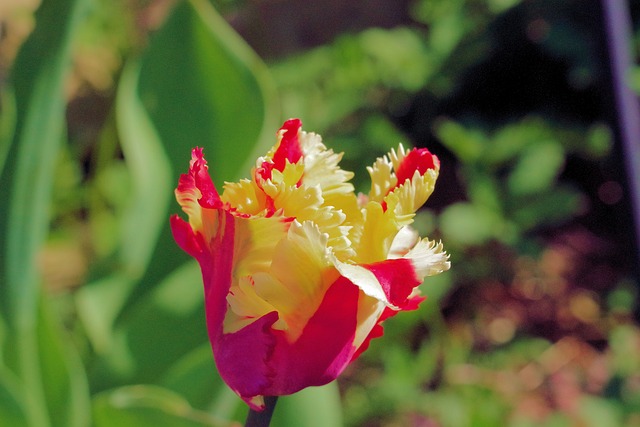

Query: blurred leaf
left=0, top=0, right=91, bottom=426
left=271, top=382, right=343, bottom=427
left=0, top=368, right=28, bottom=427
left=92, top=385, right=235, bottom=427
left=510, top=185, right=583, bottom=230
left=584, top=123, right=613, bottom=159
left=507, top=140, right=565, bottom=196
left=0, top=0, right=88, bottom=327
left=88, top=261, right=208, bottom=390
left=78, top=0, right=279, bottom=367
left=0, top=88, right=16, bottom=176
left=466, top=170, right=502, bottom=211
left=435, top=120, right=485, bottom=163
left=484, top=118, right=546, bottom=166
left=36, top=296, right=91, bottom=427
left=439, top=202, right=508, bottom=246
left=76, top=59, right=172, bottom=356
left=609, top=325, right=640, bottom=377
left=161, top=344, right=242, bottom=417
left=578, top=396, right=623, bottom=427
left=138, top=0, right=279, bottom=185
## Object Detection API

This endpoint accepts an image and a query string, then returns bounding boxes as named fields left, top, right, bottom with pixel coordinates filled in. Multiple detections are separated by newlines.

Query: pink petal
left=213, top=311, right=279, bottom=410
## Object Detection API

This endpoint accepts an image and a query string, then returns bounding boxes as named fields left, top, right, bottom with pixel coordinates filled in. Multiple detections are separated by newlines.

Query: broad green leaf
left=271, top=382, right=343, bottom=427
left=76, top=59, right=173, bottom=357
left=138, top=0, right=279, bottom=185
left=160, top=344, right=241, bottom=415
left=0, top=368, right=28, bottom=427
left=92, top=385, right=234, bottom=427
left=0, top=0, right=91, bottom=426
left=77, top=0, right=279, bottom=363
left=88, top=261, right=207, bottom=390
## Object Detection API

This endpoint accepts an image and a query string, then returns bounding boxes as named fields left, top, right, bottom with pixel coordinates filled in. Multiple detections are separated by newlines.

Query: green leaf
left=271, top=382, right=343, bottom=427
left=0, top=88, right=16, bottom=177
left=138, top=0, right=279, bottom=185
left=88, top=261, right=208, bottom=390
left=510, top=185, right=583, bottom=230
left=0, top=0, right=91, bottom=426
left=578, top=396, right=622, bottom=427
left=36, top=296, right=91, bottom=427
left=0, top=368, right=28, bottom=427
left=438, top=202, right=509, bottom=246
left=77, top=0, right=279, bottom=362
left=92, top=385, right=234, bottom=427
left=507, top=140, right=565, bottom=196
left=434, top=120, right=486, bottom=164
left=76, top=59, right=173, bottom=357
left=160, top=344, right=242, bottom=416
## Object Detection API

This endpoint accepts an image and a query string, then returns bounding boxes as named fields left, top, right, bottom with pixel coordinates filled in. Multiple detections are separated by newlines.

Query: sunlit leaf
left=138, top=0, right=279, bottom=185
left=92, top=385, right=234, bottom=427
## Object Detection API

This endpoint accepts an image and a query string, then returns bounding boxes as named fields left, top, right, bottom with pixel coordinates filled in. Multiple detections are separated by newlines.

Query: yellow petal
left=221, top=178, right=267, bottom=216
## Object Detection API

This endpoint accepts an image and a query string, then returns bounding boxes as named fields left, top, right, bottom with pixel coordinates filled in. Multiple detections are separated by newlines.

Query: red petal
left=364, top=258, right=421, bottom=307
left=202, top=210, right=238, bottom=333
left=394, top=148, right=438, bottom=187
left=189, top=147, right=222, bottom=209
left=169, top=215, right=204, bottom=259
left=351, top=323, right=384, bottom=361
left=272, top=119, right=303, bottom=172
left=268, top=275, right=361, bottom=394
left=351, top=294, right=426, bottom=362
left=217, top=275, right=361, bottom=403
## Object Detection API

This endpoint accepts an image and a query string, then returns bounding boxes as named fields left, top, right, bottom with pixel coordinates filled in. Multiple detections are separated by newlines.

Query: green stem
left=244, top=396, right=278, bottom=427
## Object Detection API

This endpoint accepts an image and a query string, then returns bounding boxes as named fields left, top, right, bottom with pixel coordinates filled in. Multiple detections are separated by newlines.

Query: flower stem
left=245, top=396, right=278, bottom=427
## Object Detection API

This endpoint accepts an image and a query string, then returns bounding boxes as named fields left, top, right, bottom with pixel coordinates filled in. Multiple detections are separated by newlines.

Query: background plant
left=0, top=0, right=638, bottom=426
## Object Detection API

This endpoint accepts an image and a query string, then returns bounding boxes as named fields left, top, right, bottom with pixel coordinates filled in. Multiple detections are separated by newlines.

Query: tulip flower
left=170, top=119, right=449, bottom=411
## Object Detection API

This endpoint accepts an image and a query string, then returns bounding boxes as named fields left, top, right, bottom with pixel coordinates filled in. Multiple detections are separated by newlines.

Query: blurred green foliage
left=1, top=0, right=638, bottom=426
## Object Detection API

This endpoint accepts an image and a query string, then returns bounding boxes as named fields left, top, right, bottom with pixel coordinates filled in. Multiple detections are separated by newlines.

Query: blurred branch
left=602, top=0, right=640, bottom=266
